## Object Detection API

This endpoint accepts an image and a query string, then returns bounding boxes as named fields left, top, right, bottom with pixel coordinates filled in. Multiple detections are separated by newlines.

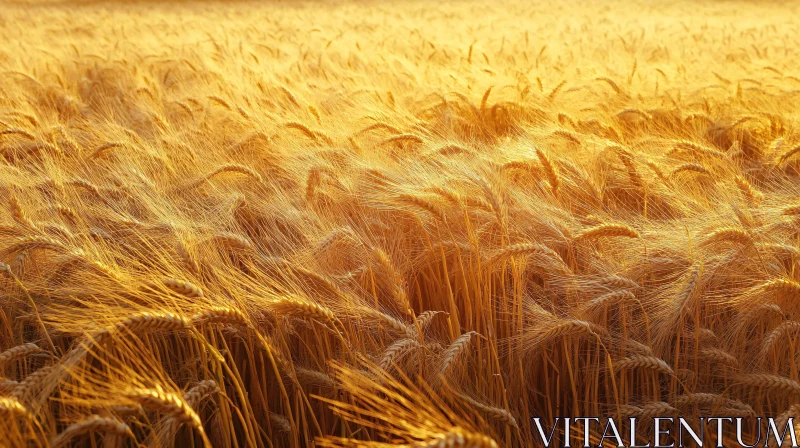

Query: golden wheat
left=2, top=1, right=800, bottom=446
left=51, top=415, right=133, bottom=448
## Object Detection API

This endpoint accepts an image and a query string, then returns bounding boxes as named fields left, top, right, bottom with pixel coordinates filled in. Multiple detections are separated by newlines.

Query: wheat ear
left=51, top=415, right=133, bottom=448
left=9, top=196, right=36, bottom=229
left=416, top=310, right=445, bottom=333
left=359, top=307, right=414, bottom=338
left=269, top=412, right=292, bottom=432
left=614, top=355, right=674, bottom=376
left=701, top=227, right=754, bottom=247
left=125, top=385, right=208, bottom=436
left=420, top=429, right=498, bottom=448
left=638, top=402, right=678, bottom=418
left=576, top=223, right=640, bottom=241
left=370, top=248, right=411, bottom=312
left=779, top=144, right=800, bottom=164
left=93, top=311, right=189, bottom=343
left=271, top=296, right=340, bottom=329
left=753, top=279, right=800, bottom=296
left=534, top=147, right=560, bottom=195
left=456, top=392, right=518, bottom=428
left=737, top=373, right=800, bottom=395
left=12, top=365, right=57, bottom=402
left=734, top=175, right=763, bottom=205
left=762, top=321, right=800, bottom=356
left=379, top=338, right=420, bottom=370
left=698, top=347, right=738, bottom=368
left=439, top=332, right=477, bottom=377
left=0, top=377, right=17, bottom=394
left=88, top=142, right=124, bottom=159
left=485, top=242, right=562, bottom=266
left=782, top=204, right=800, bottom=216
left=0, top=343, right=43, bottom=366
left=176, top=239, right=200, bottom=274
left=161, top=278, right=204, bottom=298
left=0, top=396, right=32, bottom=420
left=210, top=231, right=253, bottom=251
left=584, top=290, right=636, bottom=311
left=295, top=368, right=337, bottom=389
left=184, top=380, right=220, bottom=407
left=191, top=306, right=250, bottom=327
left=671, top=163, right=711, bottom=178
left=0, top=128, right=35, bottom=140
left=202, top=163, right=263, bottom=184
left=396, top=194, right=446, bottom=221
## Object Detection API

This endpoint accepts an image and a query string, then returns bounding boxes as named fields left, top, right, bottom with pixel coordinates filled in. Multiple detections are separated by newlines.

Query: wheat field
left=1, top=0, right=800, bottom=446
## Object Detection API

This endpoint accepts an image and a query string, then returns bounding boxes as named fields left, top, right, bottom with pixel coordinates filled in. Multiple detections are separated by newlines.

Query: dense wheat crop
left=2, top=0, right=800, bottom=446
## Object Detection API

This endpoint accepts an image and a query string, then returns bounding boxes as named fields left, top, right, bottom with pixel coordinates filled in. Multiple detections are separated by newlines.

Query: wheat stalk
left=9, top=196, right=37, bottom=230
left=623, top=339, right=654, bottom=356
left=8, top=235, right=68, bottom=254
left=285, top=122, right=333, bottom=144
left=370, top=248, right=411, bottom=312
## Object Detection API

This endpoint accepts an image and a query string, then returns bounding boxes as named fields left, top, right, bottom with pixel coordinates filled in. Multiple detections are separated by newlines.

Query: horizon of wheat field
left=2, top=0, right=800, bottom=446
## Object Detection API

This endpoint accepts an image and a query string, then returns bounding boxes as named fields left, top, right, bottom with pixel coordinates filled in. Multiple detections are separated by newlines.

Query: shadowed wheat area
left=1, top=0, right=800, bottom=446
